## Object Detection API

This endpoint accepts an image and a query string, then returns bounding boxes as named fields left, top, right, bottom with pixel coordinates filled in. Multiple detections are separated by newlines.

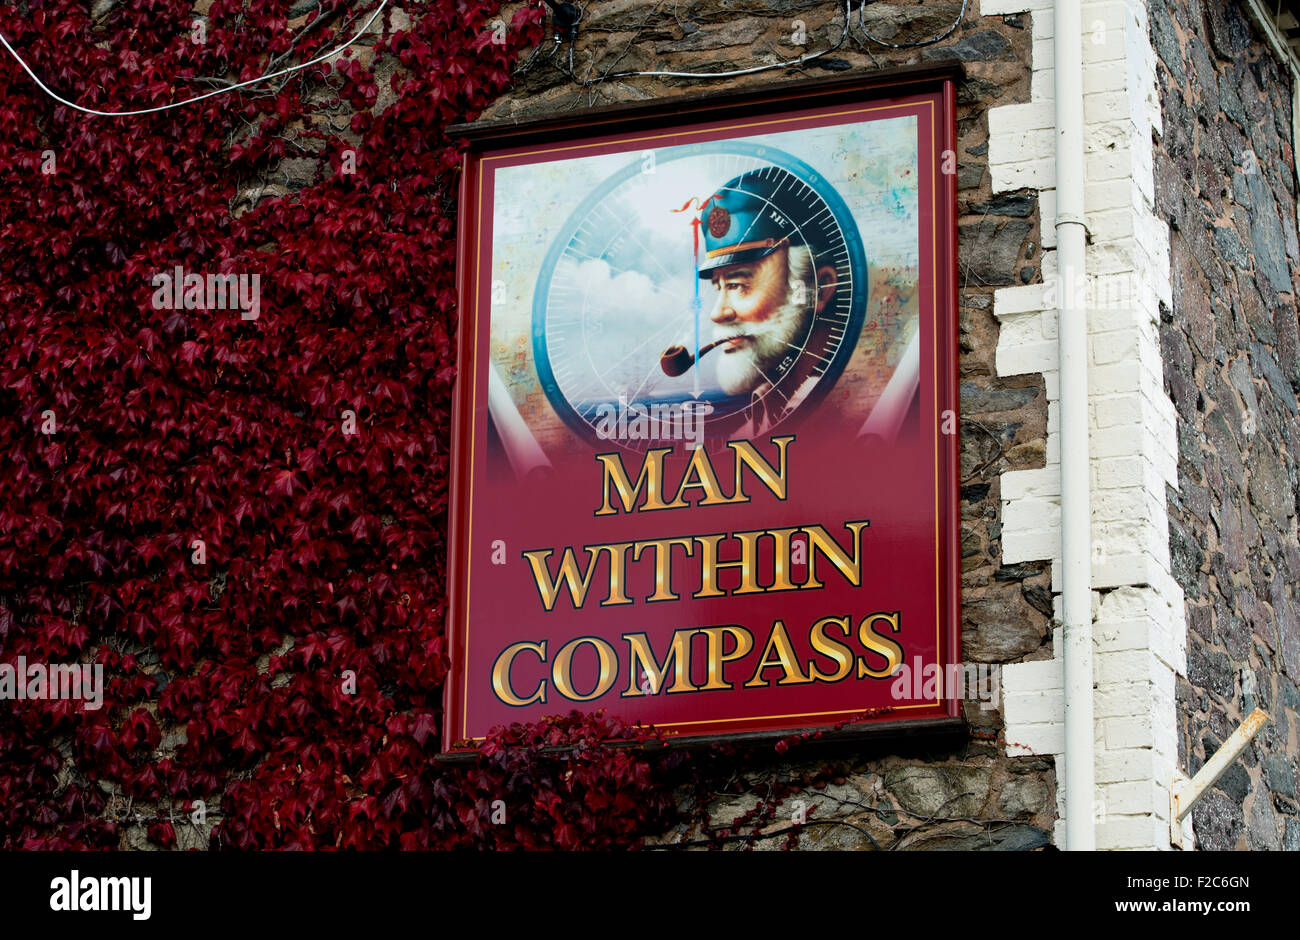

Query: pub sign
left=444, top=68, right=962, bottom=749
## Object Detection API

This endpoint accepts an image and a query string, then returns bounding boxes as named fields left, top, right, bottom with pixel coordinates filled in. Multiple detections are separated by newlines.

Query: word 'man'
left=594, top=434, right=793, bottom=515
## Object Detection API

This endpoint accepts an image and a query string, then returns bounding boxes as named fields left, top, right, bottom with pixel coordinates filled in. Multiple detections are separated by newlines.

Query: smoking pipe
left=660, top=338, right=730, bottom=376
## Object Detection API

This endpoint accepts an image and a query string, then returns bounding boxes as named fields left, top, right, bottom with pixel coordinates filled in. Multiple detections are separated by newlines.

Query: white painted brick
left=1001, top=467, right=1059, bottom=501
left=1095, top=680, right=1151, bottom=719
left=1097, top=814, right=1167, bottom=849
left=1005, top=722, right=1066, bottom=757
left=997, top=338, right=1057, bottom=377
left=1004, top=687, right=1065, bottom=724
left=1094, top=617, right=1151, bottom=653
left=991, top=158, right=1056, bottom=194
left=1032, top=67, right=1055, bottom=102
left=992, top=100, right=1057, bottom=134
left=1040, top=188, right=1057, bottom=248
left=1091, top=425, right=1142, bottom=459
left=1095, top=519, right=1152, bottom=561
left=1096, top=746, right=1158, bottom=784
left=1085, top=177, right=1134, bottom=212
left=1082, top=0, right=1133, bottom=26
left=989, top=126, right=1056, bottom=166
left=1097, top=584, right=1159, bottom=620
left=1003, top=657, right=1063, bottom=693
left=1093, top=392, right=1142, bottom=425
left=993, top=283, right=1051, bottom=318
left=990, top=0, right=1187, bottom=850
left=1033, top=38, right=1055, bottom=72
left=1099, top=779, right=1163, bottom=816
left=1093, top=455, right=1143, bottom=489
left=1105, top=714, right=1155, bottom=749
left=1091, top=485, right=1148, bottom=522
left=994, top=310, right=1047, bottom=351
left=1041, top=303, right=1059, bottom=339
left=1089, top=207, right=1136, bottom=242
left=1083, top=27, right=1126, bottom=64
left=1088, top=240, right=1142, bottom=276
left=1040, top=248, right=1059, bottom=283
left=1082, top=58, right=1129, bottom=94
left=1093, top=551, right=1161, bottom=590
left=1090, top=302, right=1144, bottom=333
left=1086, top=119, right=1137, bottom=154
left=1033, top=6, right=1055, bottom=37
left=1090, top=360, right=1142, bottom=395
left=1095, top=649, right=1163, bottom=685
left=1003, top=523, right=1062, bottom=565
left=1087, top=147, right=1135, bottom=181
left=1046, top=400, right=1061, bottom=464
left=1083, top=90, right=1131, bottom=125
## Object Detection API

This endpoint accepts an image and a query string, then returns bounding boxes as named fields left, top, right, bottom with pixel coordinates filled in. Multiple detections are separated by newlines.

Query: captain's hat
left=697, top=167, right=804, bottom=278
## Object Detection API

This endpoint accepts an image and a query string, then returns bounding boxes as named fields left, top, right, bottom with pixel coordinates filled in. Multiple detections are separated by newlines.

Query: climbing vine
left=0, top=0, right=1038, bottom=852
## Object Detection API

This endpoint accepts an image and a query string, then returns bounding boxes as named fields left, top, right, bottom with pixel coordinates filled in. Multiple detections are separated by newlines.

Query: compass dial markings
left=533, top=143, right=869, bottom=450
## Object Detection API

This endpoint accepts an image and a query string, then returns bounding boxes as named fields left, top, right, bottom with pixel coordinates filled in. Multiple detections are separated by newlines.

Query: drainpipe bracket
left=1168, top=771, right=1195, bottom=849
left=1054, top=211, right=1090, bottom=237
left=1168, top=708, right=1270, bottom=849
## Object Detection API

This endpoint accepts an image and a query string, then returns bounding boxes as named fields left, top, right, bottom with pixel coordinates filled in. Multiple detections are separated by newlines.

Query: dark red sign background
left=444, top=73, right=960, bottom=749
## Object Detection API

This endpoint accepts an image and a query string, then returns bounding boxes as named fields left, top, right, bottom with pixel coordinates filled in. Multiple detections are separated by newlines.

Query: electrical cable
left=556, top=0, right=853, bottom=84
left=0, top=0, right=387, bottom=118
left=542, top=0, right=971, bottom=86
left=856, top=0, right=970, bottom=49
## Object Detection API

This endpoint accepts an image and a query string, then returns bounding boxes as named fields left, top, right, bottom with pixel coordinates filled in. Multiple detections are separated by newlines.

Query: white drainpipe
left=1054, top=0, right=1095, bottom=850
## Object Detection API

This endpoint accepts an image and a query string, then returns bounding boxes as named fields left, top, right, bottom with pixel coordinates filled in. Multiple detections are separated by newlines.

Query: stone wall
left=1151, top=0, right=1300, bottom=850
left=479, top=0, right=1060, bottom=849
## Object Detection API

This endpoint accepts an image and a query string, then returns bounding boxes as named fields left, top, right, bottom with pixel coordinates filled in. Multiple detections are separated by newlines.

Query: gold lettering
left=631, top=537, right=695, bottom=602
left=857, top=611, right=904, bottom=679
left=727, top=435, right=793, bottom=500
left=491, top=640, right=547, bottom=706
left=593, top=447, right=675, bottom=515
left=598, top=542, right=633, bottom=607
left=670, top=445, right=740, bottom=508
left=522, top=543, right=631, bottom=611
left=623, top=629, right=702, bottom=696
left=693, top=531, right=764, bottom=598
left=765, top=527, right=802, bottom=592
left=744, top=620, right=812, bottom=687
left=698, top=625, right=755, bottom=690
left=801, top=521, right=870, bottom=589
left=808, top=616, right=854, bottom=682
left=552, top=636, right=619, bottom=701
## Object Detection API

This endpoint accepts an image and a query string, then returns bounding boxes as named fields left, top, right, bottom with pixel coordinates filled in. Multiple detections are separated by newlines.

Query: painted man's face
left=708, top=244, right=836, bottom=396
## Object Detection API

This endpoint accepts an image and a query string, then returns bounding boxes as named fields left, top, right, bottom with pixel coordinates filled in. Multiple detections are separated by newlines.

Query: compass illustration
left=531, top=139, right=869, bottom=451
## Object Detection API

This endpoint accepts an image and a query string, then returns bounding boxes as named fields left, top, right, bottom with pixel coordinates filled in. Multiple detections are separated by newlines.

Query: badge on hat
left=696, top=167, right=803, bottom=277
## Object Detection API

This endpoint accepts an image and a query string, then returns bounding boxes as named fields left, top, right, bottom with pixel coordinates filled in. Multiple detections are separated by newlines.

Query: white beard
left=713, top=293, right=809, bottom=396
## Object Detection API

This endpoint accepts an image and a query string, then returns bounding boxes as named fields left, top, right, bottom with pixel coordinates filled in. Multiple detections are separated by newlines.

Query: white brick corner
left=985, top=0, right=1186, bottom=850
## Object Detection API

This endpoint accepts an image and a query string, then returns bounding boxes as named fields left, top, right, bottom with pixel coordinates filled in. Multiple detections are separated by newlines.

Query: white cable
left=0, top=0, right=387, bottom=118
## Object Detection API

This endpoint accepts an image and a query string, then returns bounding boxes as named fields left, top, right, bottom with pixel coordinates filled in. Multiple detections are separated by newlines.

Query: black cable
left=857, top=0, right=971, bottom=49
left=554, top=0, right=854, bottom=85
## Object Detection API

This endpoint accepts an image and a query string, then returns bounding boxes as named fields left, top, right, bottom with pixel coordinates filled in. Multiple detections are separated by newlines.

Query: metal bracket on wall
left=1168, top=707, right=1271, bottom=849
